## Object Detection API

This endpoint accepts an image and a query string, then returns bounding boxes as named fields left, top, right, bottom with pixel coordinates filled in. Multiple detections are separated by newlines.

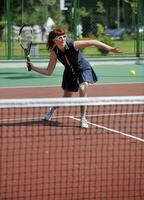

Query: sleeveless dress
left=53, top=40, right=98, bottom=92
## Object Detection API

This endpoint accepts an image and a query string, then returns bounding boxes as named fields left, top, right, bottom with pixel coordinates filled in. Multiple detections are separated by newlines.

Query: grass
left=0, top=40, right=143, bottom=59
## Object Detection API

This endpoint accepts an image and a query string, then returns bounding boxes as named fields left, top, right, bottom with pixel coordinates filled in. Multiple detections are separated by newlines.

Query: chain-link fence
left=0, top=0, right=144, bottom=59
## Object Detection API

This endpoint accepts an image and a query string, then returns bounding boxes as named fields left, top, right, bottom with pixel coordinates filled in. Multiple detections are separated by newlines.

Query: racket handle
left=27, top=62, right=32, bottom=71
left=27, top=56, right=31, bottom=71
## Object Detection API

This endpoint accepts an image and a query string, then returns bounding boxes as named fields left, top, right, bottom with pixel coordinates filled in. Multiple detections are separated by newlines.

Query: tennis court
left=0, top=59, right=144, bottom=200
left=0, top=59, right=144, bottom=98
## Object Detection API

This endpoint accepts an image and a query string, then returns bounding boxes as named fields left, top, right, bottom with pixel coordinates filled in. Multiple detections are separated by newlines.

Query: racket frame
left=19, top=25, right=33, bottom=71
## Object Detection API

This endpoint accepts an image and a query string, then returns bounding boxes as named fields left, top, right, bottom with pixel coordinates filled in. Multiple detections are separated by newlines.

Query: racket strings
left=18, top=25, right=33, bottom=71
left=19, top=28, right=33, bottom=49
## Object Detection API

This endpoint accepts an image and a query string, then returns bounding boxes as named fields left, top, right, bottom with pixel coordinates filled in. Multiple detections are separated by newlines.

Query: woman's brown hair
left=47, top=28, right=65, bottom=50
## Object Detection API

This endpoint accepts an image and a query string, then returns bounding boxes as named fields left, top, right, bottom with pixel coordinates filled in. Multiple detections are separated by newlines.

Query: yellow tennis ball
left=130, top=69, right=136, bottom=76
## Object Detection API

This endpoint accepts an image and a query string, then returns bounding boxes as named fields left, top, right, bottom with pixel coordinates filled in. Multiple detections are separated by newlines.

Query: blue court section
left=0, top=61, right=144, bottom=88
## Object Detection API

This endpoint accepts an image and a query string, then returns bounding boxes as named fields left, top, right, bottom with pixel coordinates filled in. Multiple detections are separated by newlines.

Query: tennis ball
left=130, top=69, right=136, bottom=76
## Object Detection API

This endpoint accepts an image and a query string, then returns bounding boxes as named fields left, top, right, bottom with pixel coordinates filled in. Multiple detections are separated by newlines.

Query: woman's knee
left=63, top=90, right=73, bottom=97
left=79, top=82, right=89, bottom=97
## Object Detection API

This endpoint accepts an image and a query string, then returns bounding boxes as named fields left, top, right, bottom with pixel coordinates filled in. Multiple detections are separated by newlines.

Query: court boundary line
left=2, top=114, right=144, bottom=144
left=1, top=111, right=144, bottom=143
left=0, top=82, right=144, bottom=89
left=70, top=116, right=144, bottom=143
left=0, top=111, right=144, bottom=122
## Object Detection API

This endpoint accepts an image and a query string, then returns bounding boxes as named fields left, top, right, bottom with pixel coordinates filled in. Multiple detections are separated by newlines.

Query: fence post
left=6, top=0, right=12, bottom=59
left=73, top=0, right=79, bottom=40
left=135, top=0, right=142, bottom=63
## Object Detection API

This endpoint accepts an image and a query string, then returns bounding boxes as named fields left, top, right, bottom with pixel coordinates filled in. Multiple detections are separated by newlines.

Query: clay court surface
left=0, top=61, right=144, bottom=200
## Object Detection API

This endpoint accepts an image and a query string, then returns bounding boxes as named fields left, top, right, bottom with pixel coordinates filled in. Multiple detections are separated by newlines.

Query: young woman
left=27, top=28, right=122, bottom=128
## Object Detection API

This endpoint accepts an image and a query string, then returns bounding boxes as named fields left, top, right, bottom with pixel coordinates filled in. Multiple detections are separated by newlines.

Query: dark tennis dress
left=53, top=40, right=98, bottom=92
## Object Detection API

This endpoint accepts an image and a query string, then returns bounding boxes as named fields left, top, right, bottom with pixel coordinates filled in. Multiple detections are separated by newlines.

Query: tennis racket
left=18, top=25, right=33, bottom=71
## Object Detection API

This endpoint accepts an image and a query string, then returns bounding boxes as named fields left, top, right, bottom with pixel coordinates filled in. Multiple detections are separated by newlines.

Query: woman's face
left=53, top=34, right=67, bottom=47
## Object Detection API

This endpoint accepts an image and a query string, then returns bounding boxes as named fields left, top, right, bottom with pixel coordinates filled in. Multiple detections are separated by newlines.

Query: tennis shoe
left=43, top=108, right=55, bottom=121
left=80, top=117, right=89, bottom=128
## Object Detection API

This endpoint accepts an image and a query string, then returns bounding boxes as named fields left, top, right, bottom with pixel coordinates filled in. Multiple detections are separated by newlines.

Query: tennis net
left=0, top=96, right=144, bottom=200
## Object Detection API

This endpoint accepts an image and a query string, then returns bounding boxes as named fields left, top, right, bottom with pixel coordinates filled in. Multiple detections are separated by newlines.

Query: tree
left=2, top=0, right=67, bottom=28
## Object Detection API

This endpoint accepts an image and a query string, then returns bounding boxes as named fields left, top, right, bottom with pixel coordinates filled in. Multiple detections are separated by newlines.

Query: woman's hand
left=110, top=47, right=123, bottom=54
left=27, top=61, right=34, bottom=71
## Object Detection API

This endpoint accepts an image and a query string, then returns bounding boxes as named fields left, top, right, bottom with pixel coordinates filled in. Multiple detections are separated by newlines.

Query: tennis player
left=28, top=28, right=122, bottom=128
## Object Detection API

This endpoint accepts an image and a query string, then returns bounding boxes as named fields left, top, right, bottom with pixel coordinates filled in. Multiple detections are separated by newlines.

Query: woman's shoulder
left=66, top=40, right=77, bottom=51
left=66, top=40, right=74, bottom=46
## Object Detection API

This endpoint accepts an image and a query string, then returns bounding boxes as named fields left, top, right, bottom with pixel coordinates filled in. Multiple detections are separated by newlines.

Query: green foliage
left=0, top=18, right=6, bottom=40
left=124, top=0, right=136, bottom=13
left=96, top=1, right=106, bottom=15
left=11, top=0, right=67, bottom=28
left=121, top=31, right=132, bottom=41
left=95, top=1, right=106, bottom=26
left=98, top=35, right=115, bottom=55
left=78, top=6, right=90, bottom=21
left=96, top=23, right=114, bottom=55
left=1, top=0, right=143, bottom=59
left=96, top=23, right=105, bottom=38
left=0, top=20, right=5, bottom=29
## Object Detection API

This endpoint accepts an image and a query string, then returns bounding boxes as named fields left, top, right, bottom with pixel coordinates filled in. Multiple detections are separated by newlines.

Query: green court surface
left=0, top=62, right=144, bottom=88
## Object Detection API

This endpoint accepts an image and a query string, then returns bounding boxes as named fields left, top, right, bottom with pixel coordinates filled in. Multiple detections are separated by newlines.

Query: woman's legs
left=44, top=90, right=73, bottom=121
left=79, top=82, right=89, bottom=128
left=63, top=90, right=73, bottom=98
left=44, top=84, right=89, bottom=128
left=79, top=82, right=89, bottom=117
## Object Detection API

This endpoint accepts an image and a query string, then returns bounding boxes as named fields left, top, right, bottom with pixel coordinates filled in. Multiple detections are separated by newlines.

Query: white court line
left=1, top=112, right=144, bottom=143
left=86, top=112, right=144, bottom=117
left=0, top=82, right=144, bottom=89
left=0, top=115, right=71, bottom=122
left=70, top=116, right=144, bottom=143
left=1, top=111, right=143, bottom=122
left=0, top=117, right=39, bottom=122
